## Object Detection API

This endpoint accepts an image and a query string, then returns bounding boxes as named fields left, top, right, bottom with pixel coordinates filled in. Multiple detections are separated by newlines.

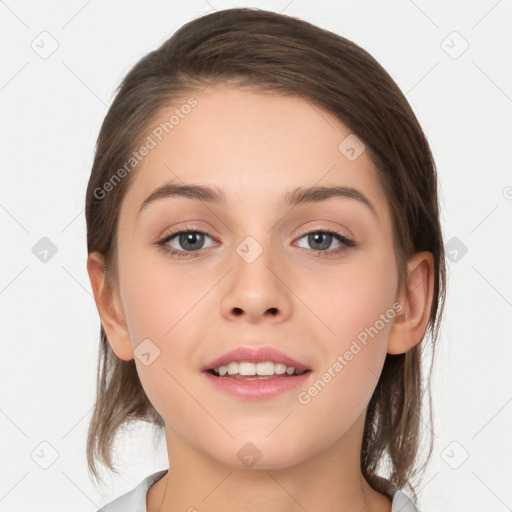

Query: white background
left=1, top=1, right=511, bottom=511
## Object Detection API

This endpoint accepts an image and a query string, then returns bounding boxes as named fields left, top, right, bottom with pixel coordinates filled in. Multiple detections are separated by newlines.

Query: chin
left=205, top=436, right=309, bottom=471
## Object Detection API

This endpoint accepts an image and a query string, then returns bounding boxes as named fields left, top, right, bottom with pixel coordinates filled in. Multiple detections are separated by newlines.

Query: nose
left=219, top=237, right=293, bottom=324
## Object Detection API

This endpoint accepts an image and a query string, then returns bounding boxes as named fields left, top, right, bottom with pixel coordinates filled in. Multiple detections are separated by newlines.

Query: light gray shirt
left=97, top=470, right=419, bottom=512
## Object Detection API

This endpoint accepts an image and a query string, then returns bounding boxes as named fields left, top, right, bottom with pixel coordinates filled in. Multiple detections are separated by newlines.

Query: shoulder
left=391, top=488, right=419, bottom=512
left=370, top=475, right=419, bottom=512
left=97, top=470, right=168, bottom=512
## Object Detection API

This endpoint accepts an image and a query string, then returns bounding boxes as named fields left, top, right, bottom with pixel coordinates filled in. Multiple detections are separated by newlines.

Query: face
left=109, top=85, right=402, bottom=469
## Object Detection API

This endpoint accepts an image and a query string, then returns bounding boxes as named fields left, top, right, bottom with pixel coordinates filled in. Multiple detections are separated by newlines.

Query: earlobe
left=387, top=251, right=435, bottom=355
left=86, top=252, right=134, bottom=361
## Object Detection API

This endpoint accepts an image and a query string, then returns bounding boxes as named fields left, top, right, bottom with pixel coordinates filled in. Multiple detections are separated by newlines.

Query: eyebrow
left=137, top=183, right=377, bottom=216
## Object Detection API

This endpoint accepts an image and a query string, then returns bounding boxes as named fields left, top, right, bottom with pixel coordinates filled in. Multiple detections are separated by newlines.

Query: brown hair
left=85, top=7, right=446, bottom=499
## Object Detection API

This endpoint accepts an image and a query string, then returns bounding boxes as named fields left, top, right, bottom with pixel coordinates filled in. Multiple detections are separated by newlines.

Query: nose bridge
left=219, top=230, right=293, bottom=321
left=233, top=232, right=279, bottom=292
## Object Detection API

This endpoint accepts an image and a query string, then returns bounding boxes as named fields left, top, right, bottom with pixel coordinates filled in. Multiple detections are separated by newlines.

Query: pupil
left=180, top=232, right=203, bottom=251
left=309, top=232, right=331, bottom=250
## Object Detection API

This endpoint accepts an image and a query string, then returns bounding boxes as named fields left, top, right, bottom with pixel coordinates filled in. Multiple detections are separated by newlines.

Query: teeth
left=227, top=362, right=239, bottom=375
left=274, top=363, right=287, bottom=374
left=256, top=362, right=277, bottom=375
left=239, top=362, right=256, bottom=376
left=213, top=361, right=307, bottom=377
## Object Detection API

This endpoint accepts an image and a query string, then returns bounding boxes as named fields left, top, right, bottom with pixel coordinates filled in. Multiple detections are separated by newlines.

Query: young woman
left=85, top=7, right=446, bottom=511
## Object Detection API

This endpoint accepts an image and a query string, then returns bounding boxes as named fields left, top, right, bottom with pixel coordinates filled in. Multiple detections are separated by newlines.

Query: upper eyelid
left=160, top=226, right=210, bottom=241
left=160, top=226, right=351, bottom=238
left=159, top=226, right=354, bottom=246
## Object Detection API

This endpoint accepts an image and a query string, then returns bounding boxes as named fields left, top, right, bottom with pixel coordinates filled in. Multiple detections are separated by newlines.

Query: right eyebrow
left=138, top=183, right=228, bottom=215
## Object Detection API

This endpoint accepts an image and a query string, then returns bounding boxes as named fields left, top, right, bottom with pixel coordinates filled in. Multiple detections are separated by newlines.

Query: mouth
left=206, top=362, right=311, bottom=380
left=201, top=345, right=312, bottom=398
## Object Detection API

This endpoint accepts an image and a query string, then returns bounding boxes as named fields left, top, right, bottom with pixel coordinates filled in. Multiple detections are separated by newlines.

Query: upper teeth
left=213, top=361, right=306, bottom=376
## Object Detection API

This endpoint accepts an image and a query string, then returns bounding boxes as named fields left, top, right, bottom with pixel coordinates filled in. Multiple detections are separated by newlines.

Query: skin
left=87, top=84, right=434, bottom=512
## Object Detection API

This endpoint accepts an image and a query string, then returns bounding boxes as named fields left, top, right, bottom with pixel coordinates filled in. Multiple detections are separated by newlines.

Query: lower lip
left=202, top=370, right=312, bottom=399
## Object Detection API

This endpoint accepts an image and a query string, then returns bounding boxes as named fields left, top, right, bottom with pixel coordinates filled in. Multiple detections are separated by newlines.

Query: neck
left=147, top=411, right=392, bottom=512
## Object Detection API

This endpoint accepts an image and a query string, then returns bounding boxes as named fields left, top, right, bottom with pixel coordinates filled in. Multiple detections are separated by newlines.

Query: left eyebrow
left=138, top=182, right=377, bottom=217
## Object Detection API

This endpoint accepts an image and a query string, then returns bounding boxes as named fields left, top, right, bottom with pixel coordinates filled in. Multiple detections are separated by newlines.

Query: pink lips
left=201, top=345, right=312, bottom=400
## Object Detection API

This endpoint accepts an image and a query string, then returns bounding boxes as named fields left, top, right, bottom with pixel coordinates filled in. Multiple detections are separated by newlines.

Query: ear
left=387, top=251, right=435, bottom=355
left=86, top=251, right=134, bottom=361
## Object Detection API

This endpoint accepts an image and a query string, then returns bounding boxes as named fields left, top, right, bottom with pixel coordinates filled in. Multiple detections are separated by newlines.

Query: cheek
left=119, top=250, right=199, bottom=345
left=117, top=264, right=206, bottom=428
left=117, top=251, right=208, bottom=406
left=295, top=248, right=398, bottom=410
left=293, top=294, right=397, bottom=455
left=300, top=247, right=398, bottom=347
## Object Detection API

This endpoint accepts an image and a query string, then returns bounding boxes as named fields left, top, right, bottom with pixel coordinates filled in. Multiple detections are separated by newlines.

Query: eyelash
left=155, top=225, right=356, bottom=259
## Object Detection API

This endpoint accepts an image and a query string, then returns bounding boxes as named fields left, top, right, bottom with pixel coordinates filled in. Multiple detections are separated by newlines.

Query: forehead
left=120, top=85, right=390, bottom=223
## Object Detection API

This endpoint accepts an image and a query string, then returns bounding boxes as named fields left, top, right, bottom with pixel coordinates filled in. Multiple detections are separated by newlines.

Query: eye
left=155, top=226, right=355, bottom=259
left=156, top=226, right=217, bottom=258
left=295, top=229, right=355, bottom=255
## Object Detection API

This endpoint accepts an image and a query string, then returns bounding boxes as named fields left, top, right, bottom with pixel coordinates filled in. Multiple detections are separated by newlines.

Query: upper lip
left=202, top=346, right=310, bottom=372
